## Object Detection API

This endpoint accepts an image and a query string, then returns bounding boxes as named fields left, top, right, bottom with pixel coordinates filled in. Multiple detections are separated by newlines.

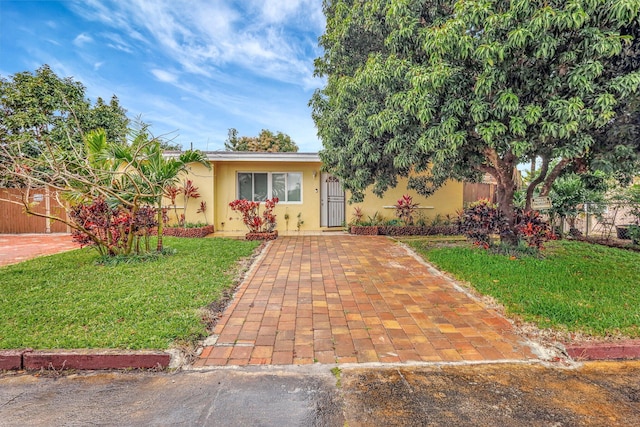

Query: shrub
left=70, top=198, right=157, bottom=256
left=395, top=194, right=419, bottom=225
left=457, top=200, right=507, bottom=249
left=458, top=200, right=556, bottom=250
left=514, top=209, right=557, bottom=250
left=229, top=197, right=278, bottom=233
left=351, top=206, right=364, bottom=225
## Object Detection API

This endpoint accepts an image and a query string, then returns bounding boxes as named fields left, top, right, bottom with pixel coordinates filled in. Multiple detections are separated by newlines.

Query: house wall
left=163, top=162, right=216, bottom=227
left=212, top=161, right=322, bottom=233
left=175, top=160, right=464, bottom=233
left=348, top=178, right=463, bottom=225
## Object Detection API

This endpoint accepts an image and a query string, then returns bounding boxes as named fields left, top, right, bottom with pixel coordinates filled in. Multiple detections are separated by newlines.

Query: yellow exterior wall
left=174, top=158, right=463, bottom=232
left=213, top=161, right=322, bottom=233
left=163, top=162, right=215, bottom=226
left=347, top=178, right=463, bottom=225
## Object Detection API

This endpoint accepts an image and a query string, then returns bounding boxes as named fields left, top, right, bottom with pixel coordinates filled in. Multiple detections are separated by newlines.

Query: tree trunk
left=524, top=156, right=550, bottom=211
left=496, top=178, right=519, bottom=246
left=489, top=149, right=519, bottom=246
left=156, top=195, right=164, bottom=253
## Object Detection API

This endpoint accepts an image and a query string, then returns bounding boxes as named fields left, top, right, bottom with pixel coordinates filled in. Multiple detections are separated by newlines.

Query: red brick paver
left=196, top=236, right=537, bottom=367
left=0, top=234, right=77, bottom=267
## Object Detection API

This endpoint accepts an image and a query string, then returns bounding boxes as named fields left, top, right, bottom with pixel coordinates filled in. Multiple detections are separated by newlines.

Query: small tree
left=0, top=123, right=209, bottom=255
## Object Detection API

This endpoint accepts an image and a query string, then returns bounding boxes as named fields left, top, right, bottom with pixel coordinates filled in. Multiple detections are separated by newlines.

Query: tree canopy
left=0, top=65, right=129, bottom=186
left=224, top=128, right=299, bottom=152
left=311, top=0, right=640, bottom=244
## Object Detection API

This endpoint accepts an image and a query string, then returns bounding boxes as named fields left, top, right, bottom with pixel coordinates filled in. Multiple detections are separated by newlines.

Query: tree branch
left=525, top=156, right=550, bottom=211
left=540, top=158, right=571, bottom=196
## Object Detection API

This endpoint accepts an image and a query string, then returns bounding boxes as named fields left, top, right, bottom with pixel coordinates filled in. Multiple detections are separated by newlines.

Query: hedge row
left=350, top=225, right=459, bottom=236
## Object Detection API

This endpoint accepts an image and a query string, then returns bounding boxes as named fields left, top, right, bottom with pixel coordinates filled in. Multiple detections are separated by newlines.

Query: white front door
left=320, top=173, right=345, bottom=227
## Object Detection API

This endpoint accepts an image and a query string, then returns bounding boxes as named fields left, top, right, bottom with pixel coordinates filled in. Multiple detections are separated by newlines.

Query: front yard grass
left=406, top=239, right=640, bottom=338
left=0, top=237, right=260, bottom=350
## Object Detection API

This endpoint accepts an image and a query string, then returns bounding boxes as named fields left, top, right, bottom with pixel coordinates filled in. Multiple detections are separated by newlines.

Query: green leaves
left=312, top=0, right=640, bottom=216
left=609, top=0, right=640, bottom=24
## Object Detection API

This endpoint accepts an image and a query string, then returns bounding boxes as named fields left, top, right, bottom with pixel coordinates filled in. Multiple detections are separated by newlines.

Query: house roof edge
left=164, top=151, right=321, bottom=162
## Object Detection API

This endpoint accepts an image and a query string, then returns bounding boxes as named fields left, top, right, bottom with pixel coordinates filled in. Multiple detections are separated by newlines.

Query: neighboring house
left=167, top=151, right=465, bottom=235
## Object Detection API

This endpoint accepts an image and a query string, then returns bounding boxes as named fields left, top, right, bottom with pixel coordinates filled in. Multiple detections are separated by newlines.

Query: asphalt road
left=1, top=362, right=639, bottom=426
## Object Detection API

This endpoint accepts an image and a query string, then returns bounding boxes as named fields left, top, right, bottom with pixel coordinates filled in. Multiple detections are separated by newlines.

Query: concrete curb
left=1, top=349, right=170, bottom=371
left=4, top=341, right=640, bottom=371
left=564, top=340, right=640, bottom=361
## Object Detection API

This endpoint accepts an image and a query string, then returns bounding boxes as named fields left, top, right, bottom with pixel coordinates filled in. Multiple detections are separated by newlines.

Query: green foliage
left=1, top=121, right=209, bottom=255
left=224, top=128, right=299, bottom=152
left=0, top=65, right=129, bottom=186
left=457, top=200, right=508, bottom=249
left=312, top=0, right=640, bottom=244
left=112, top=124, right=210, bottom=251
left=0, top=237, right=260, bottom=349
left=95, top=247, right=176, bottom=266
left=394, top=194, right=419, bottom=225
left=628, top=224, right=640, bottom=243
left=408, top=239, right=640, bottom=337
left=624, top=184, right=640, bottom=224
left=296, top=212, right=304, bottom=231
left=458, top=199, right=555, bottom=250
left=548, top=172, right=608, bottom=231
left=360, top=211, right=385, bottom=226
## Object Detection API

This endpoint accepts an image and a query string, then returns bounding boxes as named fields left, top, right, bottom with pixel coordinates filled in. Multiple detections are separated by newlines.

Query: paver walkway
left=196, top=236, right=537, bottom=367
left=0, top=234, right=77, bottom=267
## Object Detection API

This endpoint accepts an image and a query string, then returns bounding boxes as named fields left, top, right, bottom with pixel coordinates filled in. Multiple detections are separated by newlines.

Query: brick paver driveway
left=0, top=234, right=77, bottom=267
left=196, top=235, right=537, bottom=367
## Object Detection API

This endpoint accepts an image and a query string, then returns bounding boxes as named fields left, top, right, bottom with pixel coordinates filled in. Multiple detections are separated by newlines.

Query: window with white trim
left=237, top=172, right=302, bottom=203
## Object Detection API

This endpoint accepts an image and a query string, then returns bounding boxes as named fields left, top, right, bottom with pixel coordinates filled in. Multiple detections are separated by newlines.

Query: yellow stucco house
left=167, top=151, right=464, bottom=235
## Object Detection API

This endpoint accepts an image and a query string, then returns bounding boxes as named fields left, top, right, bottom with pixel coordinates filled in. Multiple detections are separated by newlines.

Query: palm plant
left=130, top=140, right=209, bottom=251
left=102, top=125, right=210, bottom=252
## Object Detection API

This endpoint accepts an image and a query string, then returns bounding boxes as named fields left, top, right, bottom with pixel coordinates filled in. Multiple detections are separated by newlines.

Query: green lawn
left=0, top=237, right=260, bottom=349
left=406, top=239, right=640, bottom=338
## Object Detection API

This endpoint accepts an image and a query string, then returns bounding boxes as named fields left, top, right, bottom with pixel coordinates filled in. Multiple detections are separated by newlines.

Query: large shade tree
left=224, top=128, right=299, bottom=152
left=312, top=0, right=640, bottom=245
left=0, top=65, right=129, bottom=186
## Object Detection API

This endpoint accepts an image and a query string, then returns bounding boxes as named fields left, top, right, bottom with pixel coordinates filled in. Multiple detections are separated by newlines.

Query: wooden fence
left=0, top=188, right=69, bottom=234
left=463, top=182, right=496, bottom=205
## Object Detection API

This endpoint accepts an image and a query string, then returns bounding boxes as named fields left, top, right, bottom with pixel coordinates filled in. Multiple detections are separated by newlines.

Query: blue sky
left=0, top=0, right=326, bottom=152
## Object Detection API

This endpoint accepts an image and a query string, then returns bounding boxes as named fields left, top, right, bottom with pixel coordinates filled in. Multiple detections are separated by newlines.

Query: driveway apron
left=0, top=233, right=77, bottom=267
left=196, top=236, right=537, bottom=367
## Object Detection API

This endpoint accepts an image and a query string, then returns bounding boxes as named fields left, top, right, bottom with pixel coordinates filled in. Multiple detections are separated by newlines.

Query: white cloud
left=102, top=32, right=135, bottom=53
left=71, top=0, right=324, bottom=88
left=73, top=33, right=93, bottom=47
left=61, top=0, right=325, bottom=150
left=151, top=69, right=179, bottom=83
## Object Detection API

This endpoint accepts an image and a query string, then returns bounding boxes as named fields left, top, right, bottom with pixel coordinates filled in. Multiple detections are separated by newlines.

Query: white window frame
left=236, top=172, right=303, bottom=204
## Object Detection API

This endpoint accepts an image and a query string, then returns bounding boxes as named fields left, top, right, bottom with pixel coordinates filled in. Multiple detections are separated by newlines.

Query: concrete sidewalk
left=0, top=233, right=77, bottom=267
left=196, top=236, right=538, bottom=367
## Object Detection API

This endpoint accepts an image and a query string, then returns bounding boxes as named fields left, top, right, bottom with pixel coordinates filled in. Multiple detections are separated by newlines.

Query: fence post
left=45, top=186, right=51, bottom=233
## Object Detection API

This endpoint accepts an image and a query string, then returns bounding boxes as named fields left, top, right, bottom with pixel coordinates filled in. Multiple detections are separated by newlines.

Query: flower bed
left=350, top=225, right=459, bottom=236
left=350, top=226, right=380, bottom=235
left=245, top=231, right=278, bottom=241
left=161, top=225, right=214, bottom=238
